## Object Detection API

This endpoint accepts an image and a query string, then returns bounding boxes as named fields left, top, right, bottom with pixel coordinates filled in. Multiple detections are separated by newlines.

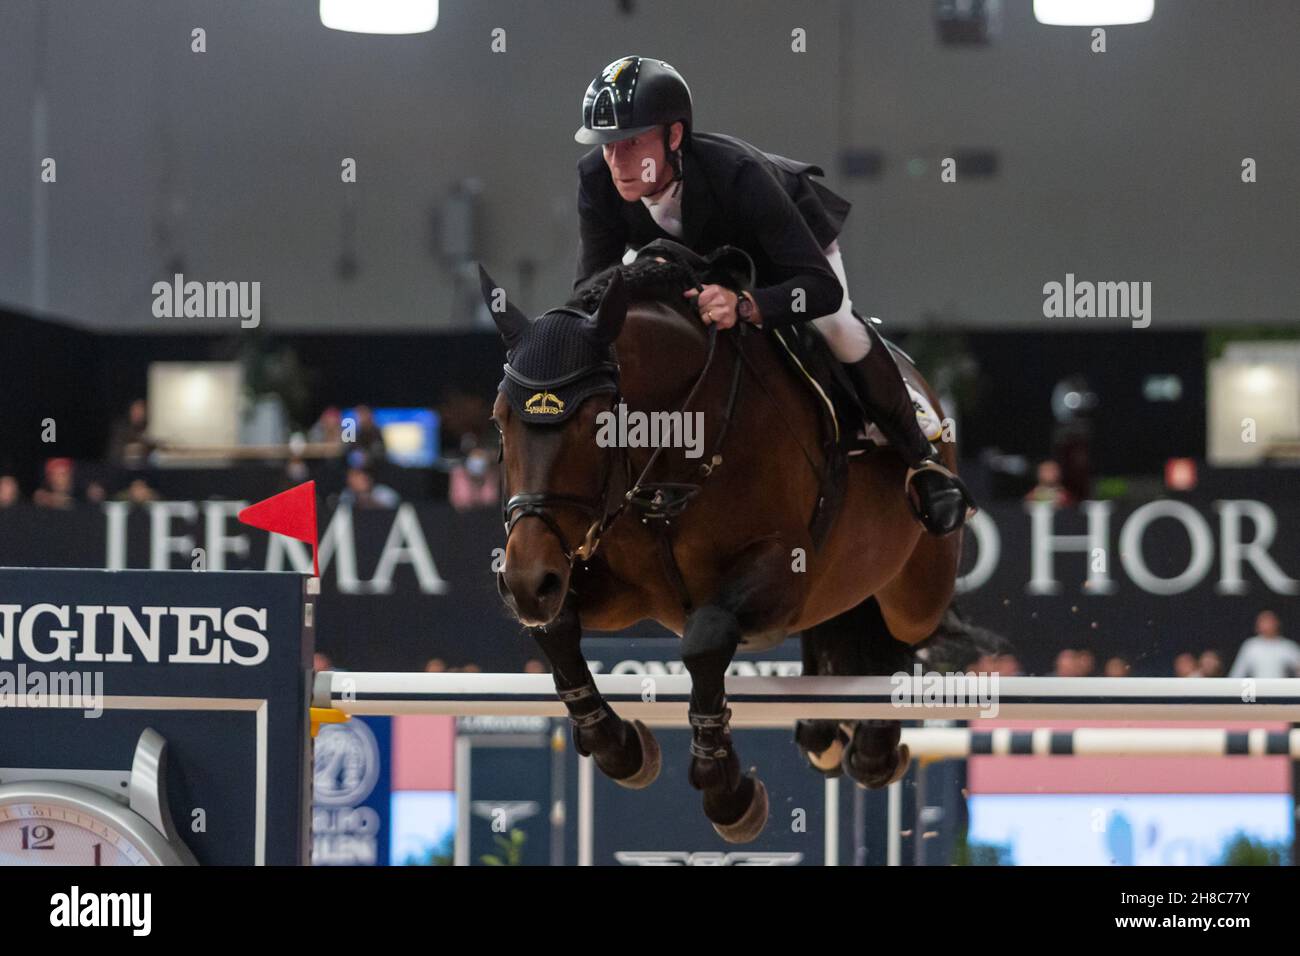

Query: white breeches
left=811, top=240, right=872, bottom=362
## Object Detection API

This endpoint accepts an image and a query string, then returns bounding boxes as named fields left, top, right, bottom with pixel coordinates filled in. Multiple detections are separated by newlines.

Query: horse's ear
left=587, top=269, right=627, bottom=346
left=478, top=264, right=529, bottom=349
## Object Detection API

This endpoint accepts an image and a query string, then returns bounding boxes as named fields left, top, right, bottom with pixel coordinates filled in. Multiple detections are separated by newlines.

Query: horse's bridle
left=498, top=320, right=734, bottom=569
left=498, top=339, right=626, bottom=565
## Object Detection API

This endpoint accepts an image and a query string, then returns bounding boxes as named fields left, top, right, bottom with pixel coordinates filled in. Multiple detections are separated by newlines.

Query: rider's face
left=603, top=128, right=670, bottom=201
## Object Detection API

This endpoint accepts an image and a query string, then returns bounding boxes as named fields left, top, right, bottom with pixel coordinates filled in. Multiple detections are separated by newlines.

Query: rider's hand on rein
left=685, top=283, right=740, bottom=330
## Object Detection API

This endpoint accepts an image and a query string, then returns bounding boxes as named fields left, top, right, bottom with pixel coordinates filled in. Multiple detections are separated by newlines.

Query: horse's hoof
left=611, top=720, right=661, bottom=790
left=805, top=735, right=845, bottom=776
left=842, top=727, right=911, bottom=790
left=711, top=777, right=769, bottom=844
left=795, top=719, right=846, bottom=777
left=885, top=744, right=911, bottom=785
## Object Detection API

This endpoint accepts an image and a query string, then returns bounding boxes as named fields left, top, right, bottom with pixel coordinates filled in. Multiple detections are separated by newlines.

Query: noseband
left=499, top=330, right=624, bottom=565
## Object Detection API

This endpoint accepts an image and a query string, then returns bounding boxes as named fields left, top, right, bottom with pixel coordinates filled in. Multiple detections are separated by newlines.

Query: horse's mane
left=567, top=257, right=698, bottom=315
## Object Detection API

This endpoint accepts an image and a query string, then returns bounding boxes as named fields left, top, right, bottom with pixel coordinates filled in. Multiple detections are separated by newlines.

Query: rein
left=500, top=317, right=743, bottom=599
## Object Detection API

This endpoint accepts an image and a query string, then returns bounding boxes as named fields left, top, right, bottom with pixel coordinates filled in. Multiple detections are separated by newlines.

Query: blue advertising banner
left=460, top=718, right=556, bottom=866
left=312, top=716, right=392, bottom=866
left=2, top=494, right=1296, bottom=675
left=0, top=568, right=313, bottom=865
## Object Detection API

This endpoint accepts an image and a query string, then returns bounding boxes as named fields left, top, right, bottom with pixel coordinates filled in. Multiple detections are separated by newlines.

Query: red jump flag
left=238, top=480, right=320, bottom=577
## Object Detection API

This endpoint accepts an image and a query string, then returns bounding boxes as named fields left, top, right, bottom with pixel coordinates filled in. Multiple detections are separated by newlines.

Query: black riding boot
left=842, top=328, right=974, bottom=536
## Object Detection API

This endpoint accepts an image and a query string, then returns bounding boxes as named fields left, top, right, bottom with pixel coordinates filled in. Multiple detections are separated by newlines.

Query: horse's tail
left=912, top=600, right=1015, bottom=673
left=801, top=594, right=1012, bottom=677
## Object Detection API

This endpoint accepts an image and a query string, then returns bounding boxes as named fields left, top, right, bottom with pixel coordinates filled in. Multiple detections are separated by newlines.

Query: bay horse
left=480, top=248, right=966, bottom=843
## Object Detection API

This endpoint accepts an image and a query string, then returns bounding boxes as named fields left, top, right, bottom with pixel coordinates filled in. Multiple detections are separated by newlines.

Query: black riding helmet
left=575, top=56, right=692, bottom=146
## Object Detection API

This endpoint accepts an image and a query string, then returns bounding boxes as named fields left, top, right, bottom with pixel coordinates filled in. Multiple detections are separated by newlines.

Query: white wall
left=0, top=0, right=1296, bottom=332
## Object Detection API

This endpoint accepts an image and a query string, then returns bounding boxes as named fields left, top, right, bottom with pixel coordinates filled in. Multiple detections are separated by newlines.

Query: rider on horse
left=573, top=55, right=973, bottom=537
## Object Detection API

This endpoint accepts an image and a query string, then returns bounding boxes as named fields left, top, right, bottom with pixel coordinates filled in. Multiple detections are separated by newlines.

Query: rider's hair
left=663, top=122, right=684, bottom=182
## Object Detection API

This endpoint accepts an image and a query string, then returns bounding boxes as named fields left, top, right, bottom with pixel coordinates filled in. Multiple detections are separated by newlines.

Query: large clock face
left=0, top=800, right=151, bottom=865
left=0, top=778, right=199, bottom=867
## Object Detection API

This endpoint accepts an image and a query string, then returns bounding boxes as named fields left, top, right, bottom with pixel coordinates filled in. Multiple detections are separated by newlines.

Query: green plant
left=1216, top=832, right=1288, bottom=866
left=480, top=828, right=527, bottom=866
left=401, top=830, right=455, bottom=866
left=950, top=826, right=1014, bottom=866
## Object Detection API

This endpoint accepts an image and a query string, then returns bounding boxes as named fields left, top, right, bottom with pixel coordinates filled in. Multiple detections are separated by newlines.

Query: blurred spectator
left=1050, top=375, right=1095, bottom=503
left=424, top=658, right=447, bottom=673
left=1024, top=460, right=1074, bottom=508
left=449, top=446, right=499, bottom=511
left=523, top=659, right=548, bottom=674
left=462, top=663, right=482, bottom=673
left=1198, top=649, right=1224, bottom=678
left=313, top=652, right=333, bottom=673
left=972, top=652, right=1020, bottom=675
left=34, top=458, right=104, bottom=509
left=1053, top=648, right=1099, bottom=676
left=338, top=467, right=399, bottom=509
left=282, top=453, right=310, bottom=489
left=0, top=475, right=21, bottom=508
left=344, top=405, right=386, bottom=461
left=1103, top=656, right=1131, bottom=677
left=438, top=393, right=494, bottom=457
left=113, top=478, right=159, bottom=504
left=1228, top=611, right=1300, bottom=679
left=309, top=406, right=345, bottom=446
left=107, top=399, right=155, bottom=467
left=1173, top=652, right=1199, bottom=677
left=1053, top=649, right=1078, bottom=676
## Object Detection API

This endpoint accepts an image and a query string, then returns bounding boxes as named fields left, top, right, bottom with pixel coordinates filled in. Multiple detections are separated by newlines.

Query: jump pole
left=314, top=673, right=1300, bottom=723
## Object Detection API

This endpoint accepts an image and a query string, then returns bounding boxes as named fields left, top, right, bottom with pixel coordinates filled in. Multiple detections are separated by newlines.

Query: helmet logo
left=525, top=392, right=565, bottom=416
left=602, top=57, right=635, bottom=83
left=591, top=87, right=618, bottom=128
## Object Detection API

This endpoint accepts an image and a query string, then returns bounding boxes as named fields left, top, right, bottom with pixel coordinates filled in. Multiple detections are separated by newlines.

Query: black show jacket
left=575, top=131, right=851, bottom=329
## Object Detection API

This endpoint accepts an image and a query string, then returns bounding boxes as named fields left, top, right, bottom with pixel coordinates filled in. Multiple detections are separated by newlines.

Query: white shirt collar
left=641, top=177, right=684, bottom=238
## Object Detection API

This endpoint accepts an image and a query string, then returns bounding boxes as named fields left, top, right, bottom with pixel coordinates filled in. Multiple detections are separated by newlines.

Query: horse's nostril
left=536, top=572, right=563, bottom=601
